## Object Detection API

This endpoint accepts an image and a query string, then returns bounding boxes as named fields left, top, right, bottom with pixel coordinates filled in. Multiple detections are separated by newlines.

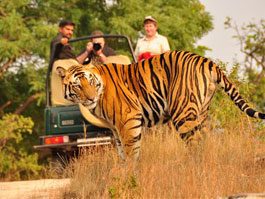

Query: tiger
left=56, top=50, right=265, bottom=161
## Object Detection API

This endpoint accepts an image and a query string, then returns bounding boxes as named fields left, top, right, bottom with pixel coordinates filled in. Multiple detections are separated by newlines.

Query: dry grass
left=63, top=120, right=265, bottom=198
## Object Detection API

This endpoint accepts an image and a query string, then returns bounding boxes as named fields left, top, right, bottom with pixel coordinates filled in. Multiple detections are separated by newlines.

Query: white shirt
left=135, top=32, right=170, bottom=59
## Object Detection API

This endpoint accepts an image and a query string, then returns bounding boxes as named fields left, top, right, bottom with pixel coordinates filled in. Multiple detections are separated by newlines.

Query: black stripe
left=113, top=63, right=119, bottom=75
left=208, top=61, right=213, bottom=71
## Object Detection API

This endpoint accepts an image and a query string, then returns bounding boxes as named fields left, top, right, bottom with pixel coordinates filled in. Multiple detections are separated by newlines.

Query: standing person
left=135, top=16, right=170, bottom=61
left=50, top=19, right=89, bottom=65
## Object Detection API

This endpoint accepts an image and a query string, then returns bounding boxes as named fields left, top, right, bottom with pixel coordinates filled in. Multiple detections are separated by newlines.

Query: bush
left=0, top=114, right=42, bottom=180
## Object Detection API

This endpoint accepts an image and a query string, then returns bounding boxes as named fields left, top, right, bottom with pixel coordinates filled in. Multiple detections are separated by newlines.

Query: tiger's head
left=56, top=65, right=104, bottom=109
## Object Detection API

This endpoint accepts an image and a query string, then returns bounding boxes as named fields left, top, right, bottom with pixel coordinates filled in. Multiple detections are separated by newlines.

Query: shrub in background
left=0, top=114, right=42, bottom=180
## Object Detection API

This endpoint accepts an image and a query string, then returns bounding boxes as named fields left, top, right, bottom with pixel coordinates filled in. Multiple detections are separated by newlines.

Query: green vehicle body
left=34, top=34, right=136, bottom=154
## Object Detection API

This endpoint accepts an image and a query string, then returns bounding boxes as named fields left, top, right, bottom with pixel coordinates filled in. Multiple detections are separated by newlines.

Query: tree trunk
left=0, top=58, right=15, bottom=78
left=14, top=93, right=42, bottom=114
left=0, top=100, right=12, bottom=113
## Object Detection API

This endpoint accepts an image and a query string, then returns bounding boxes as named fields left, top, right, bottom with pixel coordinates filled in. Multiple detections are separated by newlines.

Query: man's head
left=143, top=16, right=158, bottom=38
left=91, top=30, right=105, bottom=50
left=58, top=20, right=75, bottom=39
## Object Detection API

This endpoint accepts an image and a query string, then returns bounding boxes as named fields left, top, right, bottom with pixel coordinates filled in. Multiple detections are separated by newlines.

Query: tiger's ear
left=56, top=66, right=66, bottom=78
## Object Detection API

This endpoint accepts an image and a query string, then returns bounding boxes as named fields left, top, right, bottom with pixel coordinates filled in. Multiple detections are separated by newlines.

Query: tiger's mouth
left=81, top=98, right=98, bottom=109
left=66, top=94, right=97, bottom=109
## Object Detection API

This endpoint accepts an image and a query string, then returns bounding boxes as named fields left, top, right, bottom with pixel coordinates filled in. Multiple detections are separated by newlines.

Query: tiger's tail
left=209, top=60, right=265, bottom=120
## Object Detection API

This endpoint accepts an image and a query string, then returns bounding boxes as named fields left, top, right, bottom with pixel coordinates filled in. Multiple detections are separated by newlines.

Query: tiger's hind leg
left=179, top=123, right=204, bottom=145
left=172, top=115, right=208, bottom=145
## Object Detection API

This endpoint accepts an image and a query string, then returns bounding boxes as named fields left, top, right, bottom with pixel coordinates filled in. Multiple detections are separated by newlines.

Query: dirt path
left=0, top=178, right=70, bottom=199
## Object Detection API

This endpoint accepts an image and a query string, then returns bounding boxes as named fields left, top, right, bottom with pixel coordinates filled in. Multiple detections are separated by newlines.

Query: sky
left=198, top=0, right=265, bottom=67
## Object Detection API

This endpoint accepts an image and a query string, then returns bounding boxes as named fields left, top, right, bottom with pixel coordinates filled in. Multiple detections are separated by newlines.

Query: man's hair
left=59, top=20, right=75, bottom=28
left=91, top=30, right=104, bottom=36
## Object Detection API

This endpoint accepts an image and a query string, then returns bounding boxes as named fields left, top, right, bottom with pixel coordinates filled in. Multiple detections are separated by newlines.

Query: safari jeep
left=34, top=34, right=136, bottom=157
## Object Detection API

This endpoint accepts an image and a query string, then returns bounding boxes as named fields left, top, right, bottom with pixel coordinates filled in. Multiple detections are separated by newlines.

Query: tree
left=0, top=114, right=42, bottom=180
left=225, top=18, right=265, bottom=110
left=0, top=0, right=78, bottom=179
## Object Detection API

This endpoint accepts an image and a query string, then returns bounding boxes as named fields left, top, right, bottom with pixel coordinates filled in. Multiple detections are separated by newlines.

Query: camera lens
left=93, top=43, right=101, bottom=51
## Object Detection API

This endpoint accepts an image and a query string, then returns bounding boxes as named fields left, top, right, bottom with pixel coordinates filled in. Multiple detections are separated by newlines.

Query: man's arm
left=161, top=36, right=170, bottom=52
left=50, top=34, right=64, bottom=64
left=76, top=51, right=89, bottom=64
left=134, top=40, right=140, bottom=59
left=76, top=42, right=93, bottom=64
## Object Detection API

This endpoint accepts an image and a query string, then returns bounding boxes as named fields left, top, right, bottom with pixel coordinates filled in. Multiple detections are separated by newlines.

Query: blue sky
left=198, top=0, right=265, bottom=66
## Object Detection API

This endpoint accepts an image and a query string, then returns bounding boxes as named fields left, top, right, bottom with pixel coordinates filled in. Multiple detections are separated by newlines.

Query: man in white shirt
left=135, top=16, right=170, bottom=61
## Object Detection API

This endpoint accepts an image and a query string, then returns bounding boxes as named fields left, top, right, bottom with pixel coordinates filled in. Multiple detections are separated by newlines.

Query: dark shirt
left=101, top=45, right=116, bottom=57
left=83, top=45, right=116, bottom=65
left=50, top=33, right=76, bottom=64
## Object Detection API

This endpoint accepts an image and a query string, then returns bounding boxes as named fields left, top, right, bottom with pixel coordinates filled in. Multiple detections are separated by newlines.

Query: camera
left=93, top=43, right=102, bottom=51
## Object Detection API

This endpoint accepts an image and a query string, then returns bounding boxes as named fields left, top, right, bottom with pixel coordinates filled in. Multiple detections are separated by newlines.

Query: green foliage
left=225, top=18, right=265, bottom=111
left=226, top=18, right=265, bottom=60
left=208, top=61, right=265, bottom=136
left=0, top=114, right=42, bottom=180
left=0, top=0, right=68, bottom=61
left=242, top=70, right=265, bottom=111
left=108, top=175, right=139, bottom=198
left=0, top=61, right=46, bottom=112
left=72, top=0, right=213, bottom=55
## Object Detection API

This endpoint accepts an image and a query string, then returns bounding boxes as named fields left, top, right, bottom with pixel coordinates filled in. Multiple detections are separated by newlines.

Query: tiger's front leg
left=111, top=129, right=126, bottom=161
left=117, top=116, right=143, bottom=161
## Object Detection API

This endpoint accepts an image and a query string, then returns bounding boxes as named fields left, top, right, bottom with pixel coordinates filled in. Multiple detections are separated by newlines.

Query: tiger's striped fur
left=56, top=50, right=265, bottom=161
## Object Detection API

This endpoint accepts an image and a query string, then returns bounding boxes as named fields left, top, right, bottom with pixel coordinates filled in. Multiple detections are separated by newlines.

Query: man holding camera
left=84, top=30, right=116, bottom=65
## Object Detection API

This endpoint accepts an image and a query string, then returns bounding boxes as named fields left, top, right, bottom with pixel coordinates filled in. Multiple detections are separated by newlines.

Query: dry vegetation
left=62, top=116, right=265, bottom=199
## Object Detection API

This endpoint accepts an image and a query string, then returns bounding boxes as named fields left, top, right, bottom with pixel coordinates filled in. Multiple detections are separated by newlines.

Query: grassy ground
left=62, top=118, right=265, bottom=199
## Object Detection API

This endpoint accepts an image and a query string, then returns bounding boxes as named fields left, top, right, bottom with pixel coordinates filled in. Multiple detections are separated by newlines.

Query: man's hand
left=86, top=42, right=93, bottom=53
left=95, top=49, right=106, bottom=63
left=61, top=37, right=69, bottom=45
